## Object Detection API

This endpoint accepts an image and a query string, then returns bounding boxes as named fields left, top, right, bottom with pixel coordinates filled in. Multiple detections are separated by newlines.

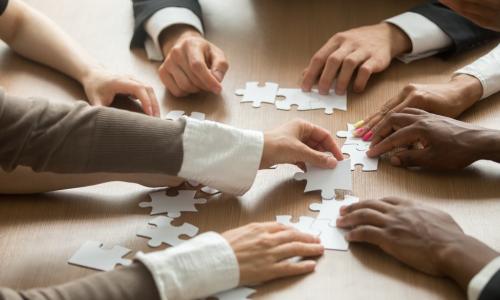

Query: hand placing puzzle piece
left=235, top=82, right=279, bottom=108
left=137, top=216, right=199, bottom=248
left=139, top=190, right=207, bottom=218
left=294, top=158, right=352, bottom=199
left=68, top=241, right=132, bottom=271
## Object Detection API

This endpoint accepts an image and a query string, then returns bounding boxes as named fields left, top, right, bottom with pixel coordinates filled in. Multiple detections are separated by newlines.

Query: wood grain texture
left=1, top=0, right=499, bottom=299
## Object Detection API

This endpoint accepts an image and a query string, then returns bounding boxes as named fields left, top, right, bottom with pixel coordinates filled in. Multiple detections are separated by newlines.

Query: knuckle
left=190, top=60, right=204, bottom=72
left=327, top=54, right=341, bottom=66
left=359, top=65, right=373, bottom=75
left=344, top=57, right=357, bottom=67
left=311, top=54, right=325, bottom=65
left=170, top=46, right=183, bottom=59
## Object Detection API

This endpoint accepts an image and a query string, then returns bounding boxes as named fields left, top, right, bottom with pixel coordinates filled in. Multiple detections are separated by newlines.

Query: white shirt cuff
left=454, top=43, right=500, bottom=100
left=468, top=256, right=500, bottom=300
left=136, top=232, right=239, bottom=300
left=178, top=117, right=264, bottom=195
left=385, top=12, right=453, bottom=63
left=144, top=7, right=204, bottom=61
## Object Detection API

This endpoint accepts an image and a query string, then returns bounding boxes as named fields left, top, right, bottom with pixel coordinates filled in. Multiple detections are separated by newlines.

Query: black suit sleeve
left=410, top=1, right=500, bottom=57
left=479, top=270, right=500, bottom=300
left=130, top=0, right=203, bottom=49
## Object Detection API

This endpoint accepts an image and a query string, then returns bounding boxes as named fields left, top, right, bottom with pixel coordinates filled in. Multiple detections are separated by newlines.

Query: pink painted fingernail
left=362, top=130, right=373, bottom=141
left=354, top=127, right=367, bottom=137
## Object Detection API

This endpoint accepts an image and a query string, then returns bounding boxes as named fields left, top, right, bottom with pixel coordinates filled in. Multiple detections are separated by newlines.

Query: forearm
left=0, top=263, right=159, bottom=300
left=4, top=0, right=98, bottom=84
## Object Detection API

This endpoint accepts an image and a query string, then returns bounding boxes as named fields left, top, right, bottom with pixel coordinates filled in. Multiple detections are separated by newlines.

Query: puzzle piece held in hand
left=139, top=190, right=207, bottom=218
left=137, top=216, right=199, bottom=247
left=276, top=215, right=321, bottom=236
left=164, top=110, right=205, bottom=121
left=294, top=157, right=352, bottom=200
left=68, top=241, right=132, bottom=271
left=336, top=123, right=370, bottom=151
left=210, top=287, right=257, bottom=300
left=235, top=82, right=279, bottom=107
left=309, top=195, right=359, bottom=225
left=311, top=219, right=349, bottom=251
left=342, top=144, right=378, bottom=171
left=275, top=88, right=346, bottom=114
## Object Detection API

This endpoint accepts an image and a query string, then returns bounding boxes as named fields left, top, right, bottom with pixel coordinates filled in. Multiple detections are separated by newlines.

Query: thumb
left=210, top=48, right=229, bottom=82
left=391, top=149, right=427, bottom=168
left=300, top=145, right=338, bottom=168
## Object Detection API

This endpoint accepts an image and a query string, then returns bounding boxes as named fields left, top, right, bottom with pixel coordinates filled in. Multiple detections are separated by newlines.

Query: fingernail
left=354, top=127, right=367, bottom=137
left=212, top=70, right=224, bottom=82
left=390, top=156, right=401, bottom=166
left=362, top=130, right=373, bottom=141
left=353, top=120, right=365, bottom=128
left=336, top=217, right=344, bottom=226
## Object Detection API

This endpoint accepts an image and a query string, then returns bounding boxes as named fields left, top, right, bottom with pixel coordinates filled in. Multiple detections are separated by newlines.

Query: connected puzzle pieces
left=337, top=123, right=379, bottom=171
left=139, top=190, right=207, bottom=218
left=68, top=241, right=132, bottom=271
left=294, top=158, right=352, bottom=200
left=309, top=195, right=359, bottom=226
left=137, top=216, right=199, bottom=247
left=209, top=287, right=257, bottom=300
left=336, top=123, right=370, bottom=151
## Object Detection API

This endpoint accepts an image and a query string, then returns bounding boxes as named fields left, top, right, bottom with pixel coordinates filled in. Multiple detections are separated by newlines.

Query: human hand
left=355, top=74, right=483, bottom=139
left=365, top=108, right=496, bottom=169
left=260, top=119, right=344, bottom=169
left=81, top=68, right=160, bottom=117
left=336, top=197, right=499, bottom=290
left=222, top=222, right=324, bottom=285
left=301, top=23, right=411, bottom=95
left=440, top=0, right=500, bottom=31
left=158, top=25, right=228, bottom=97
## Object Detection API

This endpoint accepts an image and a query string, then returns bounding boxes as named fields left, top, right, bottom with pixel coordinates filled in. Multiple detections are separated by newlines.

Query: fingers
left=390, top=148, right=429, bottom=168
left=367, top=126, right=420, bottom=158
left=336, top=208, right=390, bottom=228
left=318, top=46, right=354, bottom=94
left=209, top=46, right=229, bottom=83
left=188, top=44, right=223, bottom=94
left=340, top=199, right=394, bottom=215
left=158, top=64, right=188, bottom=97
left=335, top=50, right=370, bottom=95
left=271, top=260, right=317, bottom=278
left=346, top=225, right=387, bottom=245
left=302, top=41, right=341, bottom=92
left=115, top=80, right=159, bottom=117
left=302, top=122, right=344, bottom=161
left=353, top=59, right=378, bottom=92
left=272, top=241, right=324, bottom=261
left=369, top=111, right=422, bottom=147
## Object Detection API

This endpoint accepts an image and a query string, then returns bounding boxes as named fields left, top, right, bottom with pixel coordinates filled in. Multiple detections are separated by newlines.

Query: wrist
left=449, top=74, right=483, bottom=107
left=381, top=22, right=412, bottom=58
left=472, top=129, right=500, bottom=162
left=160, top=25, right=202, bottom=56
left=436, top=236, right=499, bottom=291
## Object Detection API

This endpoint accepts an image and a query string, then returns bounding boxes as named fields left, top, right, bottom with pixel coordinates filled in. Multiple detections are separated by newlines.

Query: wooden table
left=1, top=1, right=499, bottom=299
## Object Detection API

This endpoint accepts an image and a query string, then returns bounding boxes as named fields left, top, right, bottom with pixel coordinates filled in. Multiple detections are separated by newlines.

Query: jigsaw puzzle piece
left=275, top=88, right=312, bottom=111
left=164, top=110, right=206, bottom=121
left=275, top=88, right=346, bottom=114
left=235, top=82, right=279, bottom=108
left=294, top=158, right=352, bottom=199
left=139, top=190, right=207, bottom=218
left=209, top=287, right=257, bottom=300
left=341, top=144, right=378, bottom=171
left=307, top=89, right=347, bottom=114
left=336, top=123, right=370, bottom=151
left=68, top=241, right=132, bottom=271
left=309, top=195, right=359, bottom=225
left=276, top=215, right=321, bottom=236
left=200, top=186, right=220, bottom=195
left=311, top=219, right=349, bottom=251
left=137, top=216, right=199, bottom=248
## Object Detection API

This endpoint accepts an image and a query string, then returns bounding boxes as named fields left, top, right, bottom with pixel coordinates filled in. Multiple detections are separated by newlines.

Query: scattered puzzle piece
left=164, top=110, right=206, bottom=121
left=276, top=88, right=346, bottom=114
left=137, top=216, right=199, bottom=247
left=209, top=287, right=257, bottom=300
left=68, top=241, right=132, bottom=271
left=336, top=123, right=370, bottom=151
left=341, top=144, right=378, bottom=171
left=311, top=219, right=349, bottom=251
left=309, top=195, right=359, bottom=225
left=294, top=158, right=352, bottom=199
left=276, top=215, right=321, bottom=236
left=235, top=82, right=279, bottom=107
left=139, top=190, right=207, bottom=218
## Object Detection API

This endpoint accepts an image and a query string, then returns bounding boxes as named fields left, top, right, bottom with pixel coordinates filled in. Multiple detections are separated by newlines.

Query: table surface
left=1, top=1, right=500, bottom=299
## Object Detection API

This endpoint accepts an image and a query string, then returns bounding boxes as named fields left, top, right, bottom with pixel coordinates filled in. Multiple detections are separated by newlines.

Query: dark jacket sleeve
left=130, top=0, right=203, bottom=49
left=410, top=1, right=500, bottom=57
left=479, top=269, right=500, bottom=300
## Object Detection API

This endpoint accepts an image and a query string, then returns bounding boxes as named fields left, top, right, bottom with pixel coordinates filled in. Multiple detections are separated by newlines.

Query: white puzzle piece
left=275, top=88, right=346, bottom=114
left=68, top=241, right=132, bottom=271
left=294, top=158, right=352, bottom=200
left=235, top=82, right=279, bottom=108
left=164, top=110, right=206, bottom=121
left=209, top=287, right=257, bottom=300
left=139, top=190, right=207, bottom=218
left=200, top=186, right=220, bottom=195
left=276, top=215, right=321, bottom=236
left=311, top=219, right=349, bottom=251
left=341, top=144, right=378, bottom=171
left=309, top=195, right=359, bottom=225
left=137, top=216, right=199, bottom=247
left=336, top=123, right=370, bottom=151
